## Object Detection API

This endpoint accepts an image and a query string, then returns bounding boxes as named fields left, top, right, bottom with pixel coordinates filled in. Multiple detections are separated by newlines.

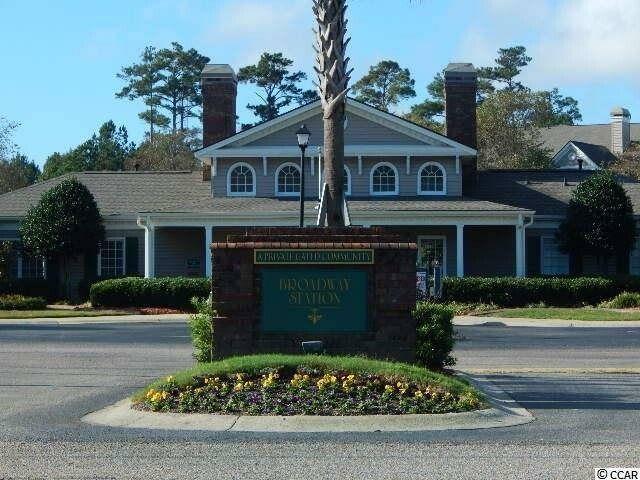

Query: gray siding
left=155, top=227, right=205, bottom=277
left=213, top=155, right=461, bottom=198
left=242, top=112, right=424, bottom=147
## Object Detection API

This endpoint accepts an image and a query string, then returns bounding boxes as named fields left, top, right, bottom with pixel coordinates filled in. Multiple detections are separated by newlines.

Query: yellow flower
left=233, top=382, right=244, bottom=392
left=384, top=384, right=394, bottom=394
left=165, top=375, right=175, bottom=383
left=414, top=390, right=424, bottom=398
left=146, top=389, right=154, bottom=399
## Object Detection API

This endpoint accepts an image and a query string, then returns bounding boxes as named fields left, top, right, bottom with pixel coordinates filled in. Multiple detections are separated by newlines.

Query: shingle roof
left=467, top=170, right=640, bottom=216
left=0, top=171, right=211, bottom=218
left=537, top=123, right=640, bottom=156
left=146, top=196, right=530, bottom=215
left=0, top=171, right=528, bottom=220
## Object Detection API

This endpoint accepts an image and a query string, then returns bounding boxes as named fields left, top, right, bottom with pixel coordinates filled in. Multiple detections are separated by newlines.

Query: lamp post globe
left=296, top=124, right=311, bottom=227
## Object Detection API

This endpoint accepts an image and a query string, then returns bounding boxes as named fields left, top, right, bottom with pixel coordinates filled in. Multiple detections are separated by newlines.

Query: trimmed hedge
left=90, top=277, right=211, bottom=310
left=413, top=302, right=456, bottom=370
left=441, top=276, right=640, bottom=307
left=0, top=279, right=58, bottom=302
left=0, top=294, right=47, bottom=310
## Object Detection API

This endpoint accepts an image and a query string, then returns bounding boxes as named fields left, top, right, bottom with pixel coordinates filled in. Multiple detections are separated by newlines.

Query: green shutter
left=525, top=236, right=541, bottom=277
left=126, top=237, right=139, bottom=276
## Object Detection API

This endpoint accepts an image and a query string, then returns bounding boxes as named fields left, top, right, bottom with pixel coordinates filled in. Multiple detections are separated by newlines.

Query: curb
left=81, top=374, right=534, bottom=433
left=454, top=315, right=640, bottom=328
left=0, top=314, right=190, bottom=325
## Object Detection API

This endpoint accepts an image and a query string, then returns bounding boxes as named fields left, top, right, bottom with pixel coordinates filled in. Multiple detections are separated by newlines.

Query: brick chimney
left=611, top=106, right=631, bottom=155
left=202, top=64, right=237, bottom=148
left=444, top=63, right=477, bottom=149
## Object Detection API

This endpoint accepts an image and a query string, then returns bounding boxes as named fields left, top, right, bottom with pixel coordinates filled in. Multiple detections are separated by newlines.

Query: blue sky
left=1, top=0, right=639, bottom=167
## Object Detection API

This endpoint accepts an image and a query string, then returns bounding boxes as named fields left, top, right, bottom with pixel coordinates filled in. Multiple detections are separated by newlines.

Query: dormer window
left=418, top=162, right=446, bottom=195
left=227, top=162, right=256, bottom=196
left=370, top=162, right=398, bottom=196
left=276, top=163, right=301, bottom=197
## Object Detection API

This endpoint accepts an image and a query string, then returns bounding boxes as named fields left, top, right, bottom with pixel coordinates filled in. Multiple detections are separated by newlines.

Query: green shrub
left=189, top=296, right=216, bottom=362
left=0, top=294, right=47, bottom=310
left=600, top=291, right=640, bottom=309
left=413, top=302, right=456, bottom=370
left=0, top=278, right=58, bottom=302
left=90, top=277, right=210, bottom=309
left=442, top=276, right=624, bottom=307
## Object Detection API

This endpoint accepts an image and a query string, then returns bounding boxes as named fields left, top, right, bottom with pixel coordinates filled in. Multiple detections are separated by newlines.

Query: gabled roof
left=196, top=98, right=477, bottom=158
left=538, top=123, right=640, bottom=156
left=570, top=141, right=617, bottom=167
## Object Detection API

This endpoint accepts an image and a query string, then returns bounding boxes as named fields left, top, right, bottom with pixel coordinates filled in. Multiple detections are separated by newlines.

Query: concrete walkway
left=0, top=313, right=190, bottom=325
left=454, top=315, right=640, bottom=328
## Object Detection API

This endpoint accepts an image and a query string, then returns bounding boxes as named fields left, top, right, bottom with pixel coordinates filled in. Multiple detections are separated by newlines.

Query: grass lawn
left=134, top=354, right=484, bottom=415
left=0, top=309, right=134, bottom=319
left=484, top=307, right=640, bottom=321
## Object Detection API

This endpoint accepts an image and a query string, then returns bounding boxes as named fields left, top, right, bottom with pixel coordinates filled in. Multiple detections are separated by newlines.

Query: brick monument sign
left=211, top=227, right=417, bottom=362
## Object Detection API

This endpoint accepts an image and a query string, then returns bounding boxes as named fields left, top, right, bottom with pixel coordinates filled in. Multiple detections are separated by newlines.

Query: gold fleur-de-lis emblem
left=307, top=308, right=322, bottom=325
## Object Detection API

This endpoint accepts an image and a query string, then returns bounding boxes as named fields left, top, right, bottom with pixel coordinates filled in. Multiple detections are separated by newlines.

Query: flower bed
left=134, top=355, right=483, bottom=416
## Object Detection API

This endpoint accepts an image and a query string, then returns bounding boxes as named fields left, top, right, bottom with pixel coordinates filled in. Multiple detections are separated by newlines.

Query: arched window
left=227, top=162, right=256, bottom=196
left=343, top=165, right=351, bottom=196
left=418, top=162, right=446, bottom=195
left=370, top=162, right=398, bottom=195
left=276, top=163, right=301, bottom=197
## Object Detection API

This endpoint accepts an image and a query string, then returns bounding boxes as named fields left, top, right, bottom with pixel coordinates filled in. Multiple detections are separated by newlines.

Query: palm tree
left=313, top=0, right=352, bottom=226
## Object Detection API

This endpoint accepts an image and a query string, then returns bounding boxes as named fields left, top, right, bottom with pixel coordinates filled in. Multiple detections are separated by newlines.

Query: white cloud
left=202, top=0, right=314, bottom=70
left=457, top=0, right=640, bottom=87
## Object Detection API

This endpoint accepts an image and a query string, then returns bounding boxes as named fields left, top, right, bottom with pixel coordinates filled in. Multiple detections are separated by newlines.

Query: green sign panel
left=261, top=268, right=367, bottom=332
left=254, top=249, right=374, bottom=265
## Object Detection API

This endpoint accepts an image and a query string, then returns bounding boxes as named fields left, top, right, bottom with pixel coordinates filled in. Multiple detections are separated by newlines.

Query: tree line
left=0, top=43, right=596, bottom=195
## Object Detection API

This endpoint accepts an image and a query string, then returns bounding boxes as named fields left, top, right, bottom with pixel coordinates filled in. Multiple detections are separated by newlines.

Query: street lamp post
left=296, top=124, right=311, bottom=228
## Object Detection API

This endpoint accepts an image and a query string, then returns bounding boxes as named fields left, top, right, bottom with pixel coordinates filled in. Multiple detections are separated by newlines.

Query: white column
left=456, top=224, right=464, bottom=277
left=515, top=216, right=525, bottom=277
left=205, top=225, right=213, bottom=278
left=144, top=222, right=155, bottom=278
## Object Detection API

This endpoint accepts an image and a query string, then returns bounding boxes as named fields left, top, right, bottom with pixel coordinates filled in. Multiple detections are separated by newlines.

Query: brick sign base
left=211, top=227, right=417, bottom=362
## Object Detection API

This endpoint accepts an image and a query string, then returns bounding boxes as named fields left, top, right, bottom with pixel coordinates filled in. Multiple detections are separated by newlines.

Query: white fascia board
left=140, top=208, right=534, bottom=228
left=196, top=101, right=321, bottom=158
left=206, top=145, right=472, bottom=158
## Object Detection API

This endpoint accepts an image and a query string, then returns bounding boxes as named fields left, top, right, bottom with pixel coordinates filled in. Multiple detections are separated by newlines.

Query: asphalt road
left=0, top=322, right=638, bottom=479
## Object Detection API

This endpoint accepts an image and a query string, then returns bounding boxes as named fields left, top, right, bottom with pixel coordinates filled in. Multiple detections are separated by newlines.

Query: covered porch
left=136, top=204, right=534, bottom=279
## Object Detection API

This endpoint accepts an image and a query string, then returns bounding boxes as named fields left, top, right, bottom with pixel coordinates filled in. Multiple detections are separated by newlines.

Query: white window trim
left=344, top=165, right=352, bottom=196
left=417, top=235, right=447, bottom=276
left=417, top=161, right=447, bottom=195
left=540, top=235, right=569, bottom=275
left=97, top=237, right=126, bottom=278
left=369, top=161, right=399, bottom=196
left=275, top=162, right=302, bottom=198
left=226, top=161, right=257, bottom=197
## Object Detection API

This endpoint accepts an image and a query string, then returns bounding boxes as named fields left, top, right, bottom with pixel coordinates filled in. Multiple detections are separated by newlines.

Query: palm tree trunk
left=313, top=0, right=352, bottom=226
left=323, top=100, right=345, bottom=225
